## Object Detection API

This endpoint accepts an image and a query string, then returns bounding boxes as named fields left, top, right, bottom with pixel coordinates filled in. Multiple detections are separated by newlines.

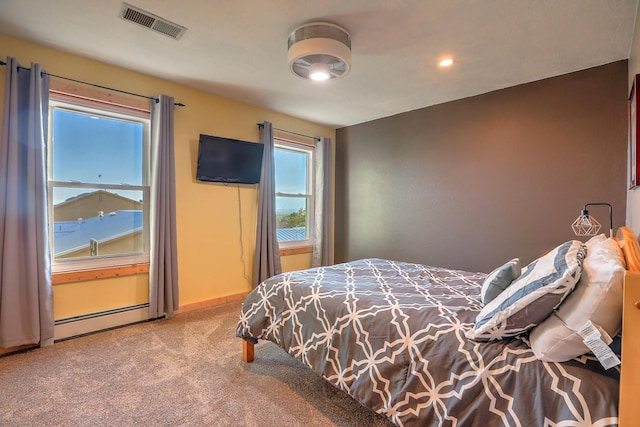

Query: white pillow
left=480, top=258, right=521, bottom=304
left=585, top=233, right=607, bottom=249
left=467, top=240, right=586, bottom=341
left=529, top=237, right=625, bottom=362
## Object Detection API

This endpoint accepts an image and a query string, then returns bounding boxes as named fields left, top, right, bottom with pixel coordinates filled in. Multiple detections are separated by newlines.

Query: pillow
left=529, top=237, right=625, bottom=361
left=480, top=258, right=521, bottom=304
left=585, top=233, right=607, bottom=249
left=466, top=240, right=586, bottom=341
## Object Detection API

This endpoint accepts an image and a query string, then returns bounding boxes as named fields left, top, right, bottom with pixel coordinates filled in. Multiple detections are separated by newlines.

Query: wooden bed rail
left=620, top=271, right=640, bottom=427
left=242, top=340, right=255, bottom=363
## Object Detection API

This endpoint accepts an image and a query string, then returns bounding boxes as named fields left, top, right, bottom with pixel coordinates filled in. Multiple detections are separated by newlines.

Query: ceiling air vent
left=119, top=3, right=187, bottom=40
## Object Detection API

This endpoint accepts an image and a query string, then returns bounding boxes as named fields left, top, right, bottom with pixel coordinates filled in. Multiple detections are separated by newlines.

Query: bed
left=237, top=233, right=638, bottom=426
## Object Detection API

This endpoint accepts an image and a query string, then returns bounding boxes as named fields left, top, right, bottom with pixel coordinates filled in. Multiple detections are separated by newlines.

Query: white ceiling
left=0, top=0, right=637, bottom=128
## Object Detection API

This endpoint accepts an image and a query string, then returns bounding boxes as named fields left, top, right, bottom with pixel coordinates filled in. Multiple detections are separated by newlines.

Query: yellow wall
left=0, top=33, right=335, bottom=319
left=54, top=275, right=150, bottom=316
left=281, top=252, right=313, bottom=273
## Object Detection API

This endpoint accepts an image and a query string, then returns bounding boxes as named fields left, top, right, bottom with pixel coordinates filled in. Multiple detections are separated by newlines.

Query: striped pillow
left=467, top=240, right=586, bottom=341
left=480, top=258, right=521, bottom=304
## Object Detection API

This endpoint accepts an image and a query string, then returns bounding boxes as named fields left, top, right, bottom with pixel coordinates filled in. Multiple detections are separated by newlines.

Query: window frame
left=274, top=137, right=315, bottom=250
left=47, top=95, right=151, bottom=273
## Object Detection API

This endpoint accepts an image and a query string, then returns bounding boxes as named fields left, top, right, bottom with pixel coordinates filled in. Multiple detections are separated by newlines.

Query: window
left=274, top=139, right=314, bottom=248
left=48, top=97, right=150, bottom=272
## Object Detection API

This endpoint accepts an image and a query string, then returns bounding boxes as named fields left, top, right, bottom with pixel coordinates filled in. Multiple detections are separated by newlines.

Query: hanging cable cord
left=0, top=60, right=185, bottom=107
left=236, top=184, right=253, bottom=285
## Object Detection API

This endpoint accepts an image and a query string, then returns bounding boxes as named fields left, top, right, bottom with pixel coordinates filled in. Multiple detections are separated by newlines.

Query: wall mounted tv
left=196, top=134, right=264, bottom=184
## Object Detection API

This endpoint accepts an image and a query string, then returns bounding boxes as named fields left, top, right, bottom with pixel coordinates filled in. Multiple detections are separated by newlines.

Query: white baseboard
left=54, top=304, right=150, bottom=341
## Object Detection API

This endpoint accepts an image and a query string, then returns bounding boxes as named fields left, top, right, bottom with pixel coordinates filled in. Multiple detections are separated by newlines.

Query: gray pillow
left=467, top=240, right=586, bottom=342
left=480, top=258, right=520, bottom=304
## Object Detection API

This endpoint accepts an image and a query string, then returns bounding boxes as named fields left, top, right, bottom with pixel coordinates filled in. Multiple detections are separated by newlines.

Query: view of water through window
left=274, top=145, right=311, bottom=242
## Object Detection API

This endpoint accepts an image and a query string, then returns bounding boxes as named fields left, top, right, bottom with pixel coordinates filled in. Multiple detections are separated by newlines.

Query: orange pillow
left=616, top=226, right=640, bottom=272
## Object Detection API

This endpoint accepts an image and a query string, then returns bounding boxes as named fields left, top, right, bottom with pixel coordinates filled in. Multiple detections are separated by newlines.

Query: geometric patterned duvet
left=236, top=259, right=620, bottom=427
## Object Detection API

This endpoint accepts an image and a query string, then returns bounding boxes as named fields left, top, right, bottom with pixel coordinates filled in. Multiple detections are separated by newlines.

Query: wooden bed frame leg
left=242, top=340, right=255, bottom=363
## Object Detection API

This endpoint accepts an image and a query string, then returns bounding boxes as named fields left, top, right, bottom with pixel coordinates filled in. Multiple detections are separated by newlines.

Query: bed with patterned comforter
left=235, top=258, right=619, bottom=426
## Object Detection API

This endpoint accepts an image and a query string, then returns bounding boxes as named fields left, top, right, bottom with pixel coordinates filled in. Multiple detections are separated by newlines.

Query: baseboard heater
left=54, top=303, right=151, bottom=341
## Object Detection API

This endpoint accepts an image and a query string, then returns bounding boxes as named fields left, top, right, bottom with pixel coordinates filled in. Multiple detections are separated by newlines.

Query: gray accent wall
left=335, top=60, right=628, bottom=273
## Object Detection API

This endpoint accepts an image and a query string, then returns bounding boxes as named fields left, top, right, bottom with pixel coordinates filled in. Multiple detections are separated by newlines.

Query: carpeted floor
left=0, top=302, right=394, bottom=426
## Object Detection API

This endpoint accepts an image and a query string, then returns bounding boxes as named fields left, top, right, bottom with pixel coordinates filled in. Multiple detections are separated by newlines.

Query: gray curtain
left=254, top=121, right=281, bottom=287
left=149, top=95, right=179, bottom=318
left=312, top=137, right=334, bottom=267
left=0, top=57, right=54, bottom=347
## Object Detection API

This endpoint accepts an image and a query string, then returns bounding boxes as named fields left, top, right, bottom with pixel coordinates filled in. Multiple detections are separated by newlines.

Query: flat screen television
left=196, top=134, right=264, bottom=184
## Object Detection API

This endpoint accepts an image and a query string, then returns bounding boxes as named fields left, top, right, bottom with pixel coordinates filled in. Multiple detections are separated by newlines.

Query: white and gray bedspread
left=236, top=258, right=619, bottom=427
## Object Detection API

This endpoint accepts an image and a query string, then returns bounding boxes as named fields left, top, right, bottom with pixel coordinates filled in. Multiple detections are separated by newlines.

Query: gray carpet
left=0, top=302, right=394, bottom=426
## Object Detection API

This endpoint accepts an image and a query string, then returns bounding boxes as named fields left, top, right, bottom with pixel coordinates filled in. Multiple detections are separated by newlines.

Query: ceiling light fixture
left=309, top=63, right=331, bottom=81
left=288, top=22, right=352, bottom=81
left=439, top=58, right=454, bottom=67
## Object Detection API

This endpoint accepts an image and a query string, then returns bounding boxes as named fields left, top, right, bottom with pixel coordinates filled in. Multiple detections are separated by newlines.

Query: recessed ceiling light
left=439, top=58, right=454, bottom=67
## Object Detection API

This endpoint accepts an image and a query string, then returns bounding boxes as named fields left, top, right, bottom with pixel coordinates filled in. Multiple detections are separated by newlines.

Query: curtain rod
left=0, top=60, right=185, bottom=107
left=256, top=123, right=318, bottom=140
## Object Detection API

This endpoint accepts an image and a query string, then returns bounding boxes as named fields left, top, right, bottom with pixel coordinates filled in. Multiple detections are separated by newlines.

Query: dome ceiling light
left=287, top=22, right=352, bottom=81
